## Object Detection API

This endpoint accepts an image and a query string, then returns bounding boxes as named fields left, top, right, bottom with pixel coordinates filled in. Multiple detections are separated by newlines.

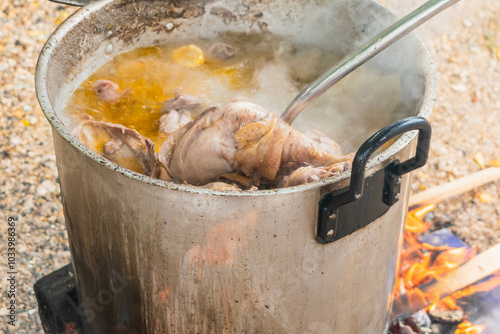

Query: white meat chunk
left=72, top=117, right=159, bottom=178
left=158, top=102, right=353, bottom=186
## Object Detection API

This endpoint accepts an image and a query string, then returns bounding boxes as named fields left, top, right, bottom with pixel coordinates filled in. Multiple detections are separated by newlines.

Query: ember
left=391, top=205, right=500, bottom=333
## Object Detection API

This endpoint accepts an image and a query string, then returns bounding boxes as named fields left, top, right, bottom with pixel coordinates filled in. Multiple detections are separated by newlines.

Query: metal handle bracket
left=317, top=116, right=431, bottom=244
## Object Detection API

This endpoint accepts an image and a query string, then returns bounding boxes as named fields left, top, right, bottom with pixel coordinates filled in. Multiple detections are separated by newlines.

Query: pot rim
left=35, top=0, right=436, bottom=197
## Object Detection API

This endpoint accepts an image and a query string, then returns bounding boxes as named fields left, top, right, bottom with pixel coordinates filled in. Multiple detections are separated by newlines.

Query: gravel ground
left=1, top=1, right=74, bottom=333
left=391, top=0, right=500, bottom=252
left=0, top=0, right=498, bottom=332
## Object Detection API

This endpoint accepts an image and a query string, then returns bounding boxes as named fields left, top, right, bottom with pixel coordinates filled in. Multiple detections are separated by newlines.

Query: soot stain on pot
left=99, top=0, right=211, bottom=44
left=53, top=0, right=281, bottom=95
left=210, top=7, right=237, bottom=24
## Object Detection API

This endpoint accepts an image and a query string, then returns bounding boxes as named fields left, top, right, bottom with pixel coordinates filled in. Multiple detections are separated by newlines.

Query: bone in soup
left=64, top=33, right=355, bottom=190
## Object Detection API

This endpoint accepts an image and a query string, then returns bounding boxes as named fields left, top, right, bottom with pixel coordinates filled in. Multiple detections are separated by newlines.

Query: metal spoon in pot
left=280, top=0, right=462, bottom=125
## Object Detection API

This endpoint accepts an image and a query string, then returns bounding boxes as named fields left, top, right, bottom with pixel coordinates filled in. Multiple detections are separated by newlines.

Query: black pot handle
left=317, top=116, right=431, bottom=244
left=48, top=0, right=90, bottom=6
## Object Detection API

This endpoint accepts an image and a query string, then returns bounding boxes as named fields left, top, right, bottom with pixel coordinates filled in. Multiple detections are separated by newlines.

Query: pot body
left=55, top=131, right=413, bottom=333
left=36, top=0, right=436, bottom=333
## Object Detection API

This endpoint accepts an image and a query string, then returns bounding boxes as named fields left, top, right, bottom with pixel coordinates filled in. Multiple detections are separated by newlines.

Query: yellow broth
left=64, top=34, right=286, bottom=151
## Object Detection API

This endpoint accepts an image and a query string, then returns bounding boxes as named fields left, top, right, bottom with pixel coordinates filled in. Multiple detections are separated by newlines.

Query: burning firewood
left=391, top=205, right=500, bottom=334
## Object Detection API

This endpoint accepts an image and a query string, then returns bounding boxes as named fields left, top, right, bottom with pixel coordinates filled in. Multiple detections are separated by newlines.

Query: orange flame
left=394, top=204, right=500, bottom=331
left=454, top=321, right=485, bottom=334
left=404, top=204, right=433, bottom=234
left=451, top=274, right=500, bottom=300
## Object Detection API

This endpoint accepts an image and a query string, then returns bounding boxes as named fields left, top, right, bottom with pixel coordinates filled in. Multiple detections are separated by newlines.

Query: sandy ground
left=0, top=0, right=498, bottom=332
left=387, top=0, right=500, bottom=252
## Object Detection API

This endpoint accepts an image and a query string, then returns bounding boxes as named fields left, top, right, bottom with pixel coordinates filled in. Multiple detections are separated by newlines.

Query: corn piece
left=487, top=159, right=500, bottom=167
left=28, top=30, right=44, bottom=37
left=473, top=152, right=485, bottom=169
left=56, top=11, right=70, bottom=25
left=478, top=193, right=493, bottom=204
left=172, top=45, right=204, bottom=68
left=22, top=119, right=31, bottom=127
left=12, top=109, right=23, bottom=118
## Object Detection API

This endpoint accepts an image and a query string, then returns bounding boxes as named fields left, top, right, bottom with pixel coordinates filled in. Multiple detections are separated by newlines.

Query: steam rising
left=61, top=0, right=429, bottom=156
left=469, top=288, right=500, bottom=334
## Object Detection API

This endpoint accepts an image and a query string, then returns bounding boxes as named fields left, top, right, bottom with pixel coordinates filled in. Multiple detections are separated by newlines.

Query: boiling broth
left=64, top=33, right=340, bottom=150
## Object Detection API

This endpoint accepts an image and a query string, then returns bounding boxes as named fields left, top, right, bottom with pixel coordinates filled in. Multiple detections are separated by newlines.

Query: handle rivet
left=394, top=193, right=400, bottom=201
left=395, top=176, right=402, bottom=186
left=327, top=229, right=335, bottom=237
left=329, top=213, right=336, bottom=220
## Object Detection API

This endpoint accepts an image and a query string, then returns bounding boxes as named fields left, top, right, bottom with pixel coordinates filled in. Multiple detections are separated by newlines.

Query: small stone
left=469, top=45, right=482, bottom=53
left=18, top=243, right=27, bottom=253
left=463, top=19, right=472, bottom=27
left=22, top=196, right=34, bottom=213
left=37, top=180, right=57, bottom=196
left=428, top=307, right=464, bottom=324
left=451, top=84, right=467, bottom=92
left=411, top=309, right=432, bottom=328
left=400, top=324, right=417, bottom=334
left=430, top=323, right=455, bottom=334
left=10, top=135, right=23, bottom=146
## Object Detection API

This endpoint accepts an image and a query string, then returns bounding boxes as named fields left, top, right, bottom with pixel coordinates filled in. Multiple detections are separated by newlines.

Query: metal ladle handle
left=280, top=0, right=461, bottom=125
left=48, top=0, right=90, bottom=6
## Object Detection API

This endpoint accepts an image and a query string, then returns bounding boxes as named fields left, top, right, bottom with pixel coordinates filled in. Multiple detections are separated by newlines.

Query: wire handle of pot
left=317, top=116, right=431, bottom=244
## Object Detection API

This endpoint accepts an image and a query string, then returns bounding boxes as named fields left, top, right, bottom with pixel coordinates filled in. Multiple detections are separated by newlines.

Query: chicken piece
left=160, top=92, right=205, bottom=113
left=92, top=79, right=129, bottom=103
left=216, top=173, right=252, bottom=188
left=305, top=129, right=344, bottom=156
left=159, top=92, right=205, bottom=134
left=159, top=111, right=192, bottom=134
left=159, top=102, right=353, bottom=186
left=282, top=162, right=350, bottom=187
left=207, top=43, right=236, bottom=61
left=233, top=105, right=353, bottom=181
left=202, top=182, right=242, bottom=192
left=159, top=106, right=239, bottom=185
left=72, top=117, right=158, bottom=177
left=233, top=113, right=290, bottom=181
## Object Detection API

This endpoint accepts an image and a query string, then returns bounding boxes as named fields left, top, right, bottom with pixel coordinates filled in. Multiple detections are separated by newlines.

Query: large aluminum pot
left=36, top=0, right=436, bottom=333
